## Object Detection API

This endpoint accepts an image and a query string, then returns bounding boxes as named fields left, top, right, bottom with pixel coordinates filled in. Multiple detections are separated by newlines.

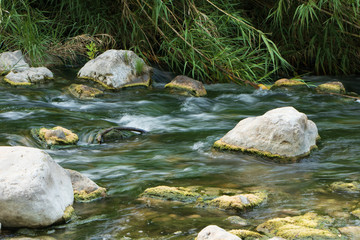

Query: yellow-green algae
left=74, top=187, right=107, bottom=202
left=330, top=181, right=360, bottom=193
left=316, top=82, right=346, bottom=94
left=139, top=186, right=201, bottom=202
left=258, top=84, right=270, bottom=90
left=228, top=229, right=264, bottom=239
left=38, top=126, right=79, bottom=146
left=3, top=77, right=31, bottom=86
left=62, top=205, right=75, bottom=222
left=164, top=80, right=207, bottom=97
left=256, top=212, right=340, bottom=239
left=78, top=75, right=151, bottom=90
left=270, top=78, right=307, bottom=90
left=213, top=139, right=318, bottom=163
left=351, top=209, right=360, bottom=218
left=68, top=84, right=103, bottom=99
left=208, top=192, right=267, bottom=211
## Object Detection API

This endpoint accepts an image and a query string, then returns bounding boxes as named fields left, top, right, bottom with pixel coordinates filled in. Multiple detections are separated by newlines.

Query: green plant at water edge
left=135, top=59, right=144, bottom=76
left=86, top=42, right=99, bottom=59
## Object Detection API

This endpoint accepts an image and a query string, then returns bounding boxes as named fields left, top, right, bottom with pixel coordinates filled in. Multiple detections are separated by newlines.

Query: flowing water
left=1, top=69, right=360, bottom=239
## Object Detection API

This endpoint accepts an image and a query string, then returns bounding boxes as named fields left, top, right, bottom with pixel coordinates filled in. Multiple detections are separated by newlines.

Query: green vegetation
left=85, top=42, right=99, bottom=60
left=135, top=59, right=145, bottom=76
left=1, top=0, right=359, bottom=83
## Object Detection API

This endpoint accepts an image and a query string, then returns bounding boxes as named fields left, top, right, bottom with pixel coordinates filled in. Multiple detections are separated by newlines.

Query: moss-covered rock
left=67, top=169, right=107, bottom=202
left=139, top=186, right=201, bottom=202
left=258, top=84, right=270, bottom=90
left=208, top=192, right=267, bottom=211
left=270, top=78, right=307, bottom=90
left=316, top=81, right=346, bottom=94
left=256, top=212, right=339, bottom=239
left=338, top=226, right=360, bottom=239
left=229, top=229, right=264, bottom=239
left=351, top=208, right=360, bottom=218
left=62, top=205, right=75, bottom=222
left=68, top=84, right=103, bottom=99
left=226, top=216, right=249, bottom=226
left=32, top=126, right=78, bottom=147
left=329, top=181, right=360, bottom=194
left=165, top=75, right=207, bottom=97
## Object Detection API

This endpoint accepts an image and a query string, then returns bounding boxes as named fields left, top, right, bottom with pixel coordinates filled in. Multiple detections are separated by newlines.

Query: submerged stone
left=165, top=75, right=207, bottom=97
left=32, top=126, right=79, bottom=146
left=351, top=209, right=360, bottom=218
left=0, top=146, right=74, bottom=228
left=270, top=78, right=307, bottom=90
left=78, top=49, right=152, bottom=89
left=229, top=229, right=264, bottom=239
left=338, top=226, right=360, bottom=239
left=256, top=212, right=338, bottom=239
left=139, top=186, right=201, bottom=203
left=4, top=67, right=53, bottom=86
left=208, top=192, right=267, bottom=211
left=213, top=106, right=319, bottom=163
left=226, top=216, right=249, bottom=226
left=0, top=50, right=29, bottom=74
left=330, top=181, right=360, bottom=194
left=196, top=225, right=241, bottom=240
left=96, top=127, right=143, bottom=143
left=316, top=81, right=346, bottom=94
left=68, top=84, right=103, bottom=99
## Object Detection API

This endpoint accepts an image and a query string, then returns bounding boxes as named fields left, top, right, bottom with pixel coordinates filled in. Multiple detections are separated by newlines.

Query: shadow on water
left=0, top=71, right=360, bottom=239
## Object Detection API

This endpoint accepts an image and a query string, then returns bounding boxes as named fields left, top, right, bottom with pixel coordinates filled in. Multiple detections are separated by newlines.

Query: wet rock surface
left=4, top=67, right=53, bottom=86
left=316, top=81, right=346, bottom=94
left=270, top=78, right=307, bottom=90
left=196, top=225, right=241, bottom=240
left=68, top=84, right=103, bottom=99
left=214, top=106, right=319, bottom=162
left=32, top=126, right=79, bottom=147
left=165, top=75, right=207, bottom=97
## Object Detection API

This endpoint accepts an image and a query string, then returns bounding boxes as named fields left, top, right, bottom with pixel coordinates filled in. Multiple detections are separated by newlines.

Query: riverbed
left=0, top=69, right=360, bottom=239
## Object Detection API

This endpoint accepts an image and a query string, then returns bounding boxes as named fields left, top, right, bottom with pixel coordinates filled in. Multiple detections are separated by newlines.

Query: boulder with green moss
left=270, top=78, right=307, bottom=90
left=0, top=50, right=29, bottom=74
left=316, top=81, right=346, bottom=94
left=229, top=229, right=264, bottom=239
left=0, top=146, right=74, bottom=228
left=68, top=84, right=103, bottom=99
left=139, top=186, right=201, bottom=203
left=4, top=67, right=53, bottom=86
left=32, top=126, right=79, bottom=147
left=66, top=169, right=106, bottom=202
left=329, top=181, right=360, bottom=194
left=165, top=75, right=207, bottom=97
left=256, top=212, right=340, bottom=239
left=351, top=208, right=360, bottom=218
left=78, top=49, right=152, bottom=89
left=208, top=192, right=267, bottom=211
left=214, top=106, right=319, bottom=163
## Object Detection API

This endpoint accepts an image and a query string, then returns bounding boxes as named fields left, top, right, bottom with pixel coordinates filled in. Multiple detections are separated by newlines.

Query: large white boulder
left=214, top=106, right=318, bottom=162
left=196, top=225, right=241, bottom=240
left=4, top=67, right=53, bottom=86
left=0, top=146, right=74, bottom=228
left=78, top=49, right=152, bottom=89
left=0, top=50, right=29, bottom=73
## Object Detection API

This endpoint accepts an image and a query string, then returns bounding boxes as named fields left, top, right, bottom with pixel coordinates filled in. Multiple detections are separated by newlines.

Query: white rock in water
left=214, top=106, right=318, bottom=162
left=0, top=50, right=29, bottom=73
left=78, top=49, right=152, bottom=89
left=196, top=225, right=241, bottom=240
left=4, top=67, right=53, bottom=85
left=0, top=146, right=74, bottom=228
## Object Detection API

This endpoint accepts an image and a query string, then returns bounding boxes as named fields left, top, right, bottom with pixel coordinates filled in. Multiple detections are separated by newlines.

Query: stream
left=0, top=69, right=360, bottom=239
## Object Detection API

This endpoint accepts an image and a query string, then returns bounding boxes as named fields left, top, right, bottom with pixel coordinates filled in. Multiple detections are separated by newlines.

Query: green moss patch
left=229, top=229, right=264, bottom=239
left=68, top=84, right=103, bottom=99
left=208, top=192, right=267, bottom=211
left=270, top=78, right=307, bottom=90
left=316, top=81, right=346, bottom=94
left=139, top=186, right=201, bottom=202
left=32, top=126, right=79, bottom=146
left=256, top=212, right=340, bottom=239
left=165, top=76, right=207, bottom=97
left=74, top=187, right=107, bottom=202
left=329, top=181, right=360, bottom=194
left=62, top=205, right=75, bottom=222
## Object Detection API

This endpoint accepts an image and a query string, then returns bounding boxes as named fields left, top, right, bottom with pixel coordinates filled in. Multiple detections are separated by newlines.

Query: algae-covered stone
left=78, top=49, right=152, bottom=89
left=226, top=216, right=249, bottom=226
left=214, top=106, right=319, bottom=163
left=68, top=84, right=103, bottom=99
left=256, top=212, right=338, bottom=239
left=229, top=229, right=264, bottom=239
left=270, top=78, right=307, bottom=90
left=139, top=186, right=201, bottom=202
left=4, top=67, right=53, bottom=86
left=33, top=126, right=79, bottom=146
left=196, top=225, right=241, bottom=240
left=66, top=169, right=106, bottom=202
left=330, top=181, right=360, bottom=194
left=258, top=84, right=270, bottom=90
left=338, top=226, right=360, bottom=239
left=0, top=146, right=74, bottom=228
left=165, top=75, right=207, bottom=97
left=316, top=81, right=346, bottom=94
left=351, top=209, right=360, bottom=218
left=209, top=192, right=267, bottom=211
left=0, top=50, right=29, bottom=74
